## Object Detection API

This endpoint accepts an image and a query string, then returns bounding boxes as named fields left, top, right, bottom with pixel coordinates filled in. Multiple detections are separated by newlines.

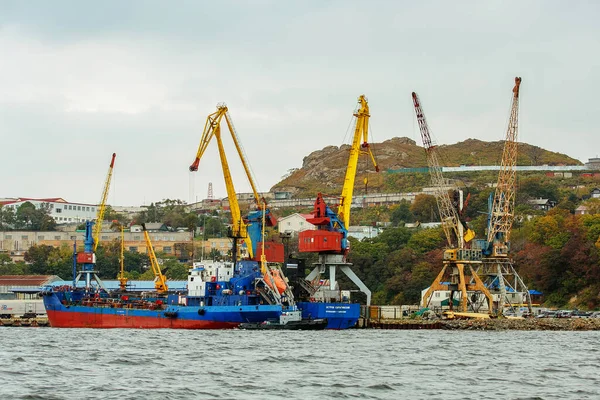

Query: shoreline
left=366, top=318, right=600, bottom=331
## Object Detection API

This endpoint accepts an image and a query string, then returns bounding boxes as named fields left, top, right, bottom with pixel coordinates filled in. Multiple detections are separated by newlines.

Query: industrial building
left=0, top=197, right=97, bottom=225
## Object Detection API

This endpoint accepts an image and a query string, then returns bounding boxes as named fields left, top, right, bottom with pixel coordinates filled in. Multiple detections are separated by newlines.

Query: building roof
left=528, top=198, right=550, bottom=205
left=0, top=275, right=62, bottom=287
left=0, top=197, right=94, bottom=206
left=278, top=213, right=312, bottom=222
left=143, top=222, right=169, bottom=231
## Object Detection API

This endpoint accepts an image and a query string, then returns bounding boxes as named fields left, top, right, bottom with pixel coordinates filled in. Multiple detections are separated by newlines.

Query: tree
left=14, top=202, right=56, bottom=231
left=0, top=254, right=29, bottom=275
left=0, top=205, right=16, bottom=230
left=390, top=200, right=414, bottom=226
left=24, top=244, right=54, bottom=274
left=410, top=194, right=438, bottom=223
left=376, top=227, right=412, bottom=252
left=406, top=227, right=444, bottom=254
left=104, top=206, right=130, bottom=225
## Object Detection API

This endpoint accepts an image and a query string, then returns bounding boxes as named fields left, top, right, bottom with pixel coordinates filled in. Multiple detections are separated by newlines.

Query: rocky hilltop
left=272, top=137, right=582, bottom=197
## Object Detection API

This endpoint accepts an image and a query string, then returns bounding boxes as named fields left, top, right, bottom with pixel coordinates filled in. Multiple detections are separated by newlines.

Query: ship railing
left=254, top=279, right=279, bottom=305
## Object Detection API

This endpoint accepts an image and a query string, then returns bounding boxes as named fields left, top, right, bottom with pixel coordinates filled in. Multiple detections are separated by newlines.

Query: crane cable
left=225, top=110, right=263, bottom=197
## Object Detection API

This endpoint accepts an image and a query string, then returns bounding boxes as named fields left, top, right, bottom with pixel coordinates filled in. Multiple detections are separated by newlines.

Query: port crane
left=189, top=104, right=276, bottom=261
left=73, top=153, right=116, bottom=291
left=298, top=95, right=378, bottom=306
left=412, top=93, right=474, bottom=248
left=142, top=223, right=169, bottom=293
left=413, top=93, right=493, bottom=313
left=475, top=77, right=533, bottom=315
left=93, top=153, right=116, bottom=252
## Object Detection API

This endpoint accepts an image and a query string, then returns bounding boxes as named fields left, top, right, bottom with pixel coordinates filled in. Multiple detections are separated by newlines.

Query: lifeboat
left=265, top=269, right=286, bottom=294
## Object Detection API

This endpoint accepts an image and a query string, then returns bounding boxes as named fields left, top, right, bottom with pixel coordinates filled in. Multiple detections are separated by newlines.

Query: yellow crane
left=337, top=94, right=379, bottom=229
left=189, top=104, right=265, bottom=260
left=142, top=223, right=168, bottom=293
left=413, top=92, right=491, bottom=313
left=93, top=153, right=116, bottom=252
left=478, top=77, right=532, bottom=315
left=299, top=94, right=379, bottom=306
left=412, top=92, right=475, bottom=248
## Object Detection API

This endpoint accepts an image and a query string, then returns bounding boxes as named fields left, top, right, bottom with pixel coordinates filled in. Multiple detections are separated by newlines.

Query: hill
left=271, top=137, right=583, bottom=197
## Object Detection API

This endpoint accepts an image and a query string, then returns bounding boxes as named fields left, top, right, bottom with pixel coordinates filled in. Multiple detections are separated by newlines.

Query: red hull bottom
left=46, top=310, right=239, bottom=329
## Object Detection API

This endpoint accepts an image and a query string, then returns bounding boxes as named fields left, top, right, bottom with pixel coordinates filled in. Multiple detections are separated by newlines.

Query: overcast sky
left=1, top=0, right=598, bottom=206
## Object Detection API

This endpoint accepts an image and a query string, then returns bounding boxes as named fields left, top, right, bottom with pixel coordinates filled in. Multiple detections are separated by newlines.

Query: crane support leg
left=496, top=264, right=507, bottom=315
left=306, top=264, right=325, bottom=282
left=457, top=263, right=468, bottom=312
left=421, top=265, right=449, bottom=308
left=466, top=266, right=494, bottom=313
left=329, top=266, right=336, bottom=291
left=339, top=265, right=371, bottom=307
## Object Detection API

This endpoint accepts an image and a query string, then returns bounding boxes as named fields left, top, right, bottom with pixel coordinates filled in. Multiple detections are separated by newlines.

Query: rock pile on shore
left=441, top=318, right=600, bottom=331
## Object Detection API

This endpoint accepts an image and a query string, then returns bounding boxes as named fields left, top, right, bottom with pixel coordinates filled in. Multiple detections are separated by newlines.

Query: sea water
left=0, top=328, right=598, bottom=399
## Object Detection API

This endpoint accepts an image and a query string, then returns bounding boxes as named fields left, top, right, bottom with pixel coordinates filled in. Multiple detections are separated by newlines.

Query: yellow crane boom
left=142, top=223, right=168, bottom=293
left=93, top=153, right=116, bottom=252
left=487, top=77, right=521, bottom=256
left=337, top=95, right=379, bottom=229
left=189, top=104, right=259, bottom=259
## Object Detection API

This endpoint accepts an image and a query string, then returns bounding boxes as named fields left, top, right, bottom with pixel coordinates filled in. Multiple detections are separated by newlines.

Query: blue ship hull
left=296, top=302, right=359, bottom=329
left=43, top=292, right=282, bottom=329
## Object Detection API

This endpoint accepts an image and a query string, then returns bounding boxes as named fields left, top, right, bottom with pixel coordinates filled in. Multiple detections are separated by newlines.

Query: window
left=86, top=207, right=90, bottom=212
left=101, top=236, right=109, bottom=240
left=38, top=235, right=45, bottom=240
left=54, top=236, right=61, bottom=240
left=92, top=207, right=95, bottom=212
left=5, top=235, right=12, bottom=239
left=68, top=218, right=72, bottom=221
left=287, top=222, right=291, bottom=226
left=21, top=235, right=28, bottom=240
left=435, top=292, right=440, bottom=298
left=300, top=222, right=304, bottom=226
left=164, top=246, right=172, bottom=253
left=129, top=247, right=138, bottom=252
left=56, top=208, right=62, bottom=213
left=134, top=235, right=141, bottom=240
left=77, top=206, right=81, bottom=211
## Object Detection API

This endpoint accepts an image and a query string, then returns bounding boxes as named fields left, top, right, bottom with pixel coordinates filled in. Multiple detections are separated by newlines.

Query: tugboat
left=239, top=310, right=328, bottom=330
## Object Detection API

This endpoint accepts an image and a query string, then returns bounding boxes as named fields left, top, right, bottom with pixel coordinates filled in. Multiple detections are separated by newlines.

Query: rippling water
left=0, top=328, right=598, bottom=399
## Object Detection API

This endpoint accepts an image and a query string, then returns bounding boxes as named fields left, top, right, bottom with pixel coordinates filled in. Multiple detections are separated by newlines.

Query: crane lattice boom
left=337, top=95, right=379, bottom=229
left=487, top=77, right=521, bottom=255
left=412, top=93, right=468, bottom=248
left=142, top=224, right=168, bottom=293
left=93, top=153, right=116, bottom=252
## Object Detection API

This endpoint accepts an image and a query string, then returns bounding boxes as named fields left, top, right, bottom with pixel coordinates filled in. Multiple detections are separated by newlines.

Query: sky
left=1, top=0, right=599, bottom=206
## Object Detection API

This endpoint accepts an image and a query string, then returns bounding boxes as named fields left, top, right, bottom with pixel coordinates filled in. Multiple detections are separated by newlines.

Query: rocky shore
left=441, top=318, right=600, bottom=331
left=367, top=318, right=600, bottom=331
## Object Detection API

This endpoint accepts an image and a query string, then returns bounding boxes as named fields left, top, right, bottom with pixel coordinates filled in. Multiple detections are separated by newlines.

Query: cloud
left=1, top=1, right=599, bottom=205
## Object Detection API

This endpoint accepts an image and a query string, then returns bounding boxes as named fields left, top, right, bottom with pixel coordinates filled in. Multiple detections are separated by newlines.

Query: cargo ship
left=41, top=260, right=282, bottom=329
